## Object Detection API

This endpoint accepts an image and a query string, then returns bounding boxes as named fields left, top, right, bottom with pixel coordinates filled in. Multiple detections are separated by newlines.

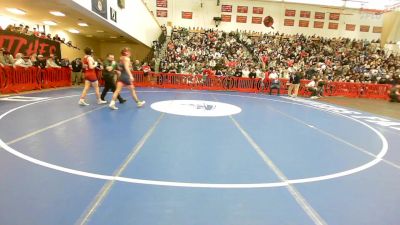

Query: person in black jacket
left=71, top=58, right=82, bottom=85
left=288, top=70, right=302, bottom=97
left=388, top=84, right=400, bottom=103
left=101, top=54, right=126, bottom=103
left=34, top=55, right=46, bottom=69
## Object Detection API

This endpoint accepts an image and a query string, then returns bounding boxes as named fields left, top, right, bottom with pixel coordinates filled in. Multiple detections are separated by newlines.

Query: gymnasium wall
left=143, top=0, right=383, bottom=41
left=1, top=16, right=151, bottom=61
left=53, top=34, right=151, bottom=62
left=99, top=42, right=151, bottom=62
left=70, top=0, right=161, bottom=47
left=382, top=11, right=400, bottom=44
left=49, top=28, right=100, bottom=60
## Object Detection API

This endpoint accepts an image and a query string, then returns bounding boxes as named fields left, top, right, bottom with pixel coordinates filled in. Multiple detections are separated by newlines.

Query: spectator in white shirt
left=209, top=59, right=216, bottom=69
left=255, top=67, right=263, bottom=78
left=14, top=53, right=31, bottom=68
left=269, top=69, right=280, bottom=95
left=269, top=70, right=278, bottom=79
left=242, top=67, right=250, bottom=78
left=46, top=54, right=61, bottom=68
left=306, top=77, right=319, bottom=99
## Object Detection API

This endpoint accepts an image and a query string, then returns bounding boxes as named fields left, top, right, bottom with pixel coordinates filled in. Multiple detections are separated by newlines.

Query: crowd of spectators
left=242, top=32, right=399, bottom=85
left=0, top=47, right=70, bottom=69
left=160, top=27, right=263, bottom=78
left=1, top=24, right=80, bottom=50
left=157, top=26, right=400, bottom=86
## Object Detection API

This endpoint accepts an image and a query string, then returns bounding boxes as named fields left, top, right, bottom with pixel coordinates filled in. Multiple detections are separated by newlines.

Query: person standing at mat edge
left=101, top=54, right=126, bottom=104
left=288, top=70, right=302, bottom=97
left=109, top=48, right=145, bottom=110
left=78, top=47, right=107, bottom=106
left=71, top=58, right=82, bottom=85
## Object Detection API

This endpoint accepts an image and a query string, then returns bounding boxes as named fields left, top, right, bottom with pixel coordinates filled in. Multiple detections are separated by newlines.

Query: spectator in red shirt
left=203, top=67, right=214, bottom=77
left=142, top=62, right=151, bottom=82
left=261, top=55, right=268, bottom=64
left=32, top=28, right=39, bottom=37
left=287, top=59, right=294, bottom=67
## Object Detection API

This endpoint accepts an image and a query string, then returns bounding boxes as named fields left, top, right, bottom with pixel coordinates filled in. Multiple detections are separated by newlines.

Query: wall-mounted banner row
left=373, top=26, right=382, bottom=33
left=252, top=17, right=262, bottom=24
left=253, top=7, right=264, bottom=14
left=329, top=13, right=340, bottom=20
left=284, top=19, right=295, bottom=26
left=156, top=0, right=167, bottom=8
left=328, top=22, right=339, bottom=29
left=285, top=10, right=341, bottom=21
left=236, top=16, right=247, bottom=23
left=182, top=11, right=192, bottom=19
left=237, top=6, right=248, bottom=13
left=315, top=12, right=325, bottom=19
left=221, top=14, right=232, bottom=22
left=282, top=20, right=382, bottom=33
left=313, top=21, right=324, bottom=28
left=221, top=5, right=232, bottom=12
left=156, top=9, right=168, bottom=17
left=346, top=24, right=356, bottom=31
left=221, top=5, right=265, bottom=14
left=285, top=9, right=296, bottom=17
left=300, top=10, right=310, bottom=18
left=360, top=25, right=370, bottom=32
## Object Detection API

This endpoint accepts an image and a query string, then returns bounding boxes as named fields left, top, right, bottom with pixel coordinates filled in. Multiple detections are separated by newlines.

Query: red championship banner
left=0, top=30, right=61, bottom=58
left=221, top=5, right=232, bottom=12
left=315, top=12, right=325, bottom=19
left=329, top=13, right=340, bottom=20
left=237, top=6, right=248, bottom=13
left=156, top=0, right=167, bottom=8
left=221, top=14, right=232, bottom=22
left=313, top=21, right=324, bottom=28
left=328, top=22, right=339, bottom=29
left=252, top=17, right=262, bottom=24
left=300, top=11, right=311, bottom=18
left=284, top=19, right=295, bottom=26
left=156, top=10, right=168, bottom=17
left=182, top=11, right=192, bottom=19
left=253, top=7, right=264, bottom=14
left=236, top=16, right=247, bottom=23
left=360, top=25, right=370, bottom=32
left=285, top=9, right=296, bottom=17
left=373, top=26, right=382, bottom=33
left=346, top=24, right=356, bottom=31
left=299, top=20, right=309, bottom=27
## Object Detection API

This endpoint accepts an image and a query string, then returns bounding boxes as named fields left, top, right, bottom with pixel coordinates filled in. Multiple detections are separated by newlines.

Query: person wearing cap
left=78, top=47, right=107, bottom=106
